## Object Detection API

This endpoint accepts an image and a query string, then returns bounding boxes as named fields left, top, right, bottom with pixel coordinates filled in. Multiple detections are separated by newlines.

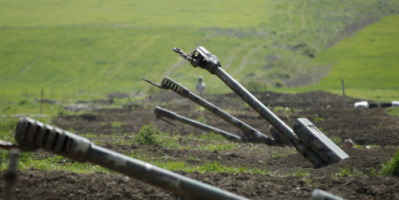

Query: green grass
left=1, top=0, right=398, bottom=113
left=380, top=147, right=399, bottom=176
left=334, top=166, right=365, bottom=178
left=277, top=14, right=399, bottom=102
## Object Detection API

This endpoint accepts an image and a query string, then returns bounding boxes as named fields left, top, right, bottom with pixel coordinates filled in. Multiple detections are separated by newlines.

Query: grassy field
left=0, top=0, right=398, bottom=115
left=284, top=14, right=399, bottom=102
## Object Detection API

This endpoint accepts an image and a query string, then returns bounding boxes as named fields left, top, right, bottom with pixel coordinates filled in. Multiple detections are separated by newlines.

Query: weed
left=334, top=166, right=364, bottom=177
left=18, top=100, right=28, bottom=106
left=111, top=121, right=123, bottom=129
left=83, top=133, right=98, bottom=139
left=186, top=132, right=225, bottom=141
left=380, top=148, right=399, bottom=176
left=289, top=168, right=311, bottom=183
left=134, top=123, right=157, bottom=145
left=196, top=116, right=206, bottom=124
left=388, top=107, right=399, bottom=117
left=331, top=136, right=342, bottom=145
left=196, top=143, right=238, bottom=151
left=187, top=155, right=201, bottom=162
left=313, top=117, right=325, bottom=122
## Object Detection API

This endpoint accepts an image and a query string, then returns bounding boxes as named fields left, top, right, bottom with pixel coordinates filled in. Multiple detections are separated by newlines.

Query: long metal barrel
left=14, top=117, right=250, bottom=200
left=154, top=106, right=242, bottom=142
left=174, top=46, right=326, bottom=167
left=144, top=77, right=277, bottom=146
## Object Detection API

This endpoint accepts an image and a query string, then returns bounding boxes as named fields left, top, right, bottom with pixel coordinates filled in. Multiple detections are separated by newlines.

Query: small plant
left=196, top=116, right=206, bottom=124
left=314, top=117, right=325, bottom=122
left=380, top=148, right=399, bottom=176
left=387, top=107, right=399, bottom=117
left=111, top=121, right=123, bottom=129
left=200, top=161, right=223, bottom=173
left=188, top=155, right=200, bottom=162
left=18, top=99, right=28, bottom=105
left=134, top=123, right=157, bottom=145
left=331, top=136, right=342, bottom=145
left=274, top=79, right=284, bottom=87
left=334, top=166, right=364, bottom=177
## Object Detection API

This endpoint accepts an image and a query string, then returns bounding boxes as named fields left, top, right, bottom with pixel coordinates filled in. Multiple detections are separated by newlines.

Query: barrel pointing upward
left=143, top=77, right=278, bottom=145
left=174, top=46, right=349, bottom=168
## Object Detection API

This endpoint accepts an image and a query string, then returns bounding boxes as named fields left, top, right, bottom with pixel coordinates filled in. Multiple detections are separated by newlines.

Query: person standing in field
left=196, top=76, right=206, bottom=97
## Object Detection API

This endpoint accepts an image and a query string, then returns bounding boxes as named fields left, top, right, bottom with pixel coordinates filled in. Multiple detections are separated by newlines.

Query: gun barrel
left=176, top=46, right=332, bottom=167
left=157, top=77, right=277, bottom=145
left=213, top=67, right=326, bottom=167
left=14, top=117, right=249, bottom=200
left=154, top=106, right=242, bottom=142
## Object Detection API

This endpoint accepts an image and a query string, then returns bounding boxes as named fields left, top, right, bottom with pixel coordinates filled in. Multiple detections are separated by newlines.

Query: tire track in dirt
left=230, top=45, right=259, bottom=78
left=222, top=42, right=253, bottom=71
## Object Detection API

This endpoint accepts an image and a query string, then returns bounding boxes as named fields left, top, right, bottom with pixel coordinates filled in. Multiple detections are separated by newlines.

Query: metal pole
left=40, top=89, right=43, bottom=114
left=341, top=79, right=346, bottom=110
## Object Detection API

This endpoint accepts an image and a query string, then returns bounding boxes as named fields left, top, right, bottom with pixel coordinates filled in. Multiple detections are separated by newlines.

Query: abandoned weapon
left=144, top=77, right=278, bottom=146
left=9, top=117, right=250, bottom=200
left=173, top=46, right=349, bottom=168
left=154, top=106, right=242, bottom=142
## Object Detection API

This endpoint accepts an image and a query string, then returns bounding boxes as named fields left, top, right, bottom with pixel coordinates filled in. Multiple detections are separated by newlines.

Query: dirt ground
left=2, top=91, right=399, bottom=199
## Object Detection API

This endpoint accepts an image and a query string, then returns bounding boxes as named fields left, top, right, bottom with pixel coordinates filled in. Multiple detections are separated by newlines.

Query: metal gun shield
left=294, top=118, right=349, bottom=165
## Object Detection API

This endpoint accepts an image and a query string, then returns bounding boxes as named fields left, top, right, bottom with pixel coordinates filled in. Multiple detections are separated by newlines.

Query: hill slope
left=285, top=14, right=399, bottom=102
left=0, top=0, right=398, bottom=104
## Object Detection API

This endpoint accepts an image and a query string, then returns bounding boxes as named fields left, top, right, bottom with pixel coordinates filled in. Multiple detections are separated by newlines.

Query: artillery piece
left=2, top=117, right=250, bottom=200
left=173, top=46, right=349, bottom=168
left=154, top=106, right=243, bottom=142
left=144, top=76, right=278, bottom=146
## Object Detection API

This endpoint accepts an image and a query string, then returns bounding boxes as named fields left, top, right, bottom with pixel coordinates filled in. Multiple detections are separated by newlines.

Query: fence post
left=341, top=79, right=346, bottom=110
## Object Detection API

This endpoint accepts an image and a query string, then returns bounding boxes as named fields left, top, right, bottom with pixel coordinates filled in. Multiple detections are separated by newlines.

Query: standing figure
left=196, top=76, right=206, bottom=97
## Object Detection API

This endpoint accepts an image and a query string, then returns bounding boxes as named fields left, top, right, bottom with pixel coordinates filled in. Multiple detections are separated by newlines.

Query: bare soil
left=2, top=91, right=399, bottom=200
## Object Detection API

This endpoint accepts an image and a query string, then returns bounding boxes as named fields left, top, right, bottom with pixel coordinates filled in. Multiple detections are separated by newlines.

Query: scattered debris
left=63, top=103, right=99, bottom=112
left=354, top=101, right=369, bottom=108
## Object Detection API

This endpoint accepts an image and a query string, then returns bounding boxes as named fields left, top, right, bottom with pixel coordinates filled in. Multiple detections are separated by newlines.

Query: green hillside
left=286, top=14, right=399, bottom=102
left=0, top=0, right=398, bottom=114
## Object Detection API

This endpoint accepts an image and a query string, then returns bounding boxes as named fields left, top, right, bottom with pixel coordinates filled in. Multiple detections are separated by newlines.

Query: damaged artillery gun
left=172, top=46, right=349, bottom=168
